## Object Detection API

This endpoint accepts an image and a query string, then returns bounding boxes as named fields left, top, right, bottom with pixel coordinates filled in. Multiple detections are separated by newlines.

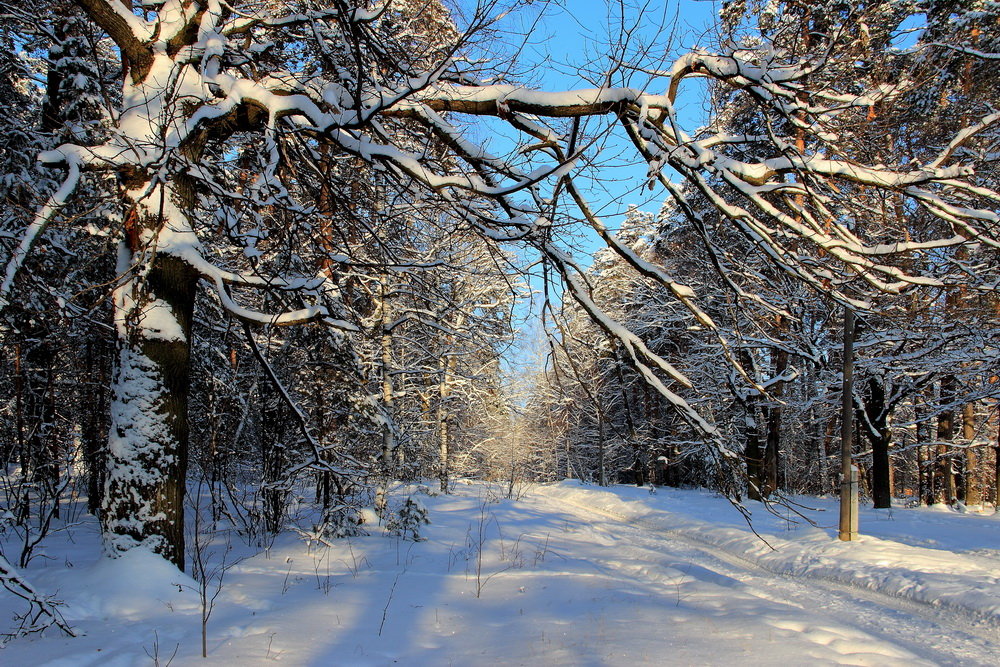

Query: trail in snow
left=536, top=487, right=1000, bottom=666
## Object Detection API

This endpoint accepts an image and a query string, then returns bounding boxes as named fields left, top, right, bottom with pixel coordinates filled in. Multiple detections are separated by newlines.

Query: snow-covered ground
left=3, top=482, right=1000, bottom=665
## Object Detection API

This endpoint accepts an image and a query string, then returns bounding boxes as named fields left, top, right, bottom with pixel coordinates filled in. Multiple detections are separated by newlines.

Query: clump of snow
left=54, top=548, right=199, bottom=622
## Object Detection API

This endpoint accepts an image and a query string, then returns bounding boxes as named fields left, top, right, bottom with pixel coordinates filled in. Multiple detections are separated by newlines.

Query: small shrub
left=321, top=506, right=368, bottom=539
left=386, top=497, right=430, bottom=541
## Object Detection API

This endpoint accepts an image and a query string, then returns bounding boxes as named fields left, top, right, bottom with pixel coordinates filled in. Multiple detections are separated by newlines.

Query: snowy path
left=537, top=489, right=1000, bottom=666
left=5, top=482, right=1000, bottom=665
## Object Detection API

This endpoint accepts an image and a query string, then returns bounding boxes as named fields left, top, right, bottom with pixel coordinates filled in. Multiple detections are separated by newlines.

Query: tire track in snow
left=540, top=490, right=1000, bottom=666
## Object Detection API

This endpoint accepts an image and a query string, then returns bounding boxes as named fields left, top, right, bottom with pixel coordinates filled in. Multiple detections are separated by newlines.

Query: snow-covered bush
left=386, top=497, right=430, bottom=541
left=320, top=506, right=368, bottom=539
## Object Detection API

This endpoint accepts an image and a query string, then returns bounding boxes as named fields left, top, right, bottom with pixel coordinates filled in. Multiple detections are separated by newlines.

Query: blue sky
left=471, top=0, right=722, bottom=231
left=462, top=1, right=725, bottom=372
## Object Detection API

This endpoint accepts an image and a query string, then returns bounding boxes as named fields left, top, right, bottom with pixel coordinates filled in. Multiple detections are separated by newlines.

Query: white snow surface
left=3, top=482, right=1000, bottom=665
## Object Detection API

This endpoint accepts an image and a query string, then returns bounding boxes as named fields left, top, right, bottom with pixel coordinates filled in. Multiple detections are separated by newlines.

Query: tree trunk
left=260, top=372, right=287, bottom=535
left=963, top=403, right=980, bottom=506
left=437, top=401, right=449, bottom=494
left=20, top=327, right=61, bottom=516
left=597, top=411, right=607, bottom=487
left=865, top=379, right=892, bottom=509
left=83, top=337, right=109, bottom=516
left=915, top=393, right=933, bottom=505
left=101, top=178, right=197, bottom=570
left=745, top=424, right=764, bottom=501
left=994, top=441, right=1000, bottom=509
left=819, top=413, right=838, bottom=495
left=8, top=342, right=23, bottom=469
left=380, top=306, right=397, bottom=471
left=437, top=363, right=451, bottom=494
left=763, top=342, right=788, bottom=497
left=994, top=405, right=1000, bottom=508
left=936, top=376, right=958, bottom=504
left=738, top=350, right=764, bottom=501
left=870, top=427, right=892, bottom=508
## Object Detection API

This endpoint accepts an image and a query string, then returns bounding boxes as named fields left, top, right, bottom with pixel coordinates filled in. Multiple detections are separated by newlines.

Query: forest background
left=1, top=0, right=999, bottom=642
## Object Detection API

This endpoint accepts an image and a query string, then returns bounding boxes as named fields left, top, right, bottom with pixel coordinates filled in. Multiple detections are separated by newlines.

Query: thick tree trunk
left=101, top=180, right=197, bottom=570
left=103, top=258, right=196, bottom=568
left=865, top=379, right=892, bottom=509
left=871, top=428, right=892, bottom=508
left=633, top=452, right=646, bottom=487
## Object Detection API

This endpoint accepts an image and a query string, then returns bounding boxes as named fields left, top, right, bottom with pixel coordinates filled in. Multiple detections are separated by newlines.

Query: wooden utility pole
left=839, top=307, right=859, bottom=541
